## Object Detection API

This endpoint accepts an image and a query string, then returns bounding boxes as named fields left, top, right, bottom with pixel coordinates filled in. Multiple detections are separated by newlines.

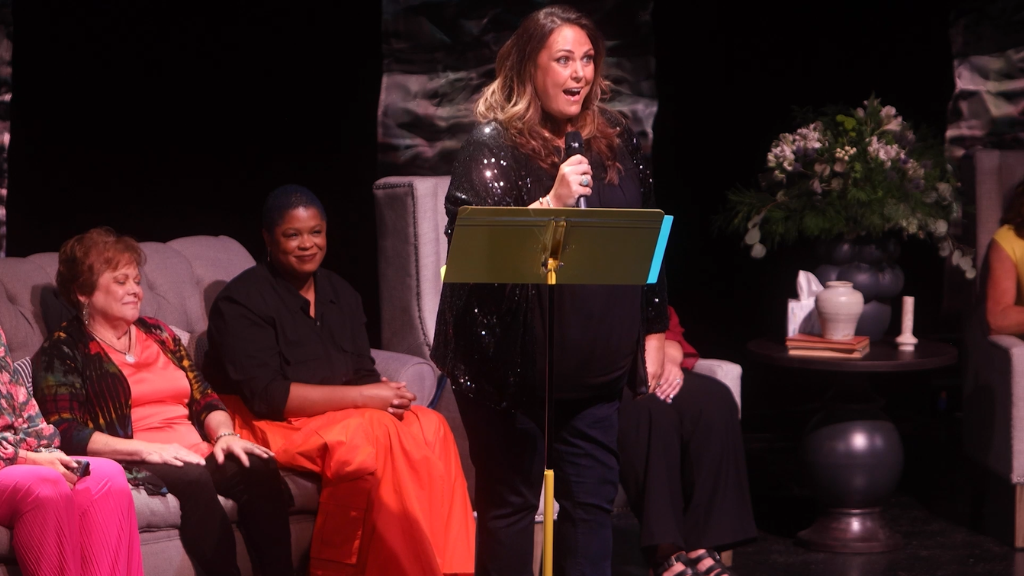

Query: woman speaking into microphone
left=431, top=5, right=669, bottom=575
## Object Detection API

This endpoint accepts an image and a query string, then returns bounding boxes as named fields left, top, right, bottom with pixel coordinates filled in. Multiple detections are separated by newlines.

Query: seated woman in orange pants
left=202, top=184, right=475, bottom=576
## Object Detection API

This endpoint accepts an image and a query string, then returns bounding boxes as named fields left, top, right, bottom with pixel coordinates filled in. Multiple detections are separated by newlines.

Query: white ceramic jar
left=815, top=280, right=864, bottom=340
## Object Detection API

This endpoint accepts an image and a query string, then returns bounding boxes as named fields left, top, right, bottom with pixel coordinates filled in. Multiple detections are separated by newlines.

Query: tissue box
left=788, top=298, right=821, bottom=337
left=787, top=270, right=825, bottom=337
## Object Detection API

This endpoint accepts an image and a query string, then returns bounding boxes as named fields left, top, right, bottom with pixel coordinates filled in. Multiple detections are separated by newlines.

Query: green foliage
left=724, top=96, right=959, bottom=258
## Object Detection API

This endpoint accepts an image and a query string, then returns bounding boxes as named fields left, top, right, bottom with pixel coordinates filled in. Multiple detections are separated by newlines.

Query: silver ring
left=580, top=175, right=591, bottom=187
left=675, top=378, right=682, bottom=383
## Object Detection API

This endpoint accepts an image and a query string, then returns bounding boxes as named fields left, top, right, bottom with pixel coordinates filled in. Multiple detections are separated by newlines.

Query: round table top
left=746, top=337, right=958, bottom=372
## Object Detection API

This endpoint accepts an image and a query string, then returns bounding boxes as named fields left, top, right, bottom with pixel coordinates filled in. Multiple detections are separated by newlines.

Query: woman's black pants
left=134, top=453, right=293, bottom=576
left=456, top=388, right=621, bottom=576
left=617, top=370, right=757, bottom=561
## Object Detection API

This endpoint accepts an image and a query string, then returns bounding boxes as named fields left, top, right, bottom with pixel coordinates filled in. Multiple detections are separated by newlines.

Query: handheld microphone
left=564, top=131, right=587, bottom=208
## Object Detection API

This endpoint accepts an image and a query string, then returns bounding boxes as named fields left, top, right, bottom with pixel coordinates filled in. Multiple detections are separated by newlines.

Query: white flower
left=856, top=107, right=865, bottom=118
left=882, top=118, right=903, bottom=131
left=938, top=241, right=952, bottom=257
left=952, top=249, right=962, bottom=266
left=750, top=243, right=767, bottom=259
left=936, top=182, right=953, bottom=201
left=866, top=136, right=904, bottom=167
left=958, top=255, right=973, bottom=271
left=834, top=160, right=847, bottom=173
left=814, top=162, right=830, bottom=177
left=744, top=227, right=761, bottom=245
left=965, top=267, right=977, bottom=280
left=922, top=190, right=938, bottom=203
left=932, top=219, right=948, bottom=236
left=811, top=179, right=822, bottom=194
left=747, top=213, right=764, bottom=229
left=880, top=106, right=903, bottom=131
left=903, top=159, right=924, bottom=180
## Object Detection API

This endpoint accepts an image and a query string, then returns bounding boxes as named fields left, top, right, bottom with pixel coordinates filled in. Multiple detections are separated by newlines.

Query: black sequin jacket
left=430, top=110, right=669, bottom=411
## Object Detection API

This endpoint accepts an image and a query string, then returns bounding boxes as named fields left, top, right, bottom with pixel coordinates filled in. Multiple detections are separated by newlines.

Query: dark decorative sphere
left=855, top=300, right=892, bottom=341
left=875, top=266, right=905, bottom=299
left=856, top=243, right=886, bottom=266
left=801, top=418, right=903, bottom=509
left=837, top=263, right=880, bottom=303
left=831, top=241, right=855, bottom=265
left=813, top=264, right=841, bottom=285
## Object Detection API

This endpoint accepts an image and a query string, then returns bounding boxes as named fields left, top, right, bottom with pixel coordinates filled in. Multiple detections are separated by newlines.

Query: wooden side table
left=747, top=338, right=958, bottom=553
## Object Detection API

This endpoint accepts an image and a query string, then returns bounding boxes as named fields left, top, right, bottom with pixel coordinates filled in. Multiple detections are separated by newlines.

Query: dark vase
left=813, top=238, right=904, bottom=341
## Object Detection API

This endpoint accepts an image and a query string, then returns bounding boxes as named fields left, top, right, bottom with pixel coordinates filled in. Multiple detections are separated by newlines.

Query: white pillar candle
left=901, top=296, right=914, bottom=335
left=896, top=295, right=919, bottom=351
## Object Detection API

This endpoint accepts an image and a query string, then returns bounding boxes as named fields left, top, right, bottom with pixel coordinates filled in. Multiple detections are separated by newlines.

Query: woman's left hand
left=212, top=434, right=275, bottom=468
left=656, top=359, right=683, bottom=403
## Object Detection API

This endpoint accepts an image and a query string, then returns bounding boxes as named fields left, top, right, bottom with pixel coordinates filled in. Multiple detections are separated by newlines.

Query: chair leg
left=1016, top=485, right=1024, bottom=549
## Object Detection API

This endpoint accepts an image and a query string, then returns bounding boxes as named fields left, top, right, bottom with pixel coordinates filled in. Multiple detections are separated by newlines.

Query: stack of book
left=785, top=333, right=870, bottom=359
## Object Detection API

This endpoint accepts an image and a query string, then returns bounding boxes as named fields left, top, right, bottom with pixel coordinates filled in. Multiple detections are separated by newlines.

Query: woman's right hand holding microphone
left=542, top=155, right=593, bottom=208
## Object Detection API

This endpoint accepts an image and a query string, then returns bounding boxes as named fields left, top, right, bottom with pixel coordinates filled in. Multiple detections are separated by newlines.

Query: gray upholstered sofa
left=0, top=235, right=439, bottom=576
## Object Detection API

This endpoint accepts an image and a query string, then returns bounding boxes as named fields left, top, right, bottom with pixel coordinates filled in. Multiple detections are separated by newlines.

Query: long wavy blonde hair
left=475, top=5, right=622, bottom=183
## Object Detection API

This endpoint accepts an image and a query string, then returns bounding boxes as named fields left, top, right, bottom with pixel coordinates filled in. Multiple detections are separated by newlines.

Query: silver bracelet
left=213, top=431, right=240, bottom=443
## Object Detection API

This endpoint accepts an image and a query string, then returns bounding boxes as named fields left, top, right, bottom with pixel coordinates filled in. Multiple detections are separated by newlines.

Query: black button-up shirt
left=203, top=263, right=380, bottom=421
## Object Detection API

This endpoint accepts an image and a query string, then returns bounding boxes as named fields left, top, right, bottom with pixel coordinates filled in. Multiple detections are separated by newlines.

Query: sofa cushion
left=138, top=242, right=208, bottom=336
left=0, top=256, right=54, bottom=361
left=283, top=470, right=321, bottom=514
left=166, top=236, right=257, bottom=317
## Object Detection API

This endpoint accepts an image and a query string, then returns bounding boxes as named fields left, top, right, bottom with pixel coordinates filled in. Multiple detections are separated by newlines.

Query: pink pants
left=0, top=457, right=144, bottom=576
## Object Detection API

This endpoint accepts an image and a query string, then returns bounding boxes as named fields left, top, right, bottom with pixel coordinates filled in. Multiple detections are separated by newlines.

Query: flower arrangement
left=725, top=97, right=974, bottom=278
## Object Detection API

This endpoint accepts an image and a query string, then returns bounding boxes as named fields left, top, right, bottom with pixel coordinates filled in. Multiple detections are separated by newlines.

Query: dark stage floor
left=612, top=494, right=1020, bottom=576
left=610, top=366, right=1024, bottom=576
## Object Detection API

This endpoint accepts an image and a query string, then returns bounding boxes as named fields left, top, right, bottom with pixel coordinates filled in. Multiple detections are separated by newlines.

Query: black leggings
left=134, top=453, right=293, bottom=576
left=617, top=370, right=757, bottom=561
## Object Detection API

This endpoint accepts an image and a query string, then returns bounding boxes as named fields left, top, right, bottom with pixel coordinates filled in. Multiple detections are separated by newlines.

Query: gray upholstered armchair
left=963, top=149, right=1024, bottom=547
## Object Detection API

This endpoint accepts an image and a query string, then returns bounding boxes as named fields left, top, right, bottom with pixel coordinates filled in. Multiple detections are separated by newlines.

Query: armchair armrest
left=985, top=334, right=1024, bottom=482
left=370, top=348, right=443, bottom=408
left=691, top=358, right=742, bottom=417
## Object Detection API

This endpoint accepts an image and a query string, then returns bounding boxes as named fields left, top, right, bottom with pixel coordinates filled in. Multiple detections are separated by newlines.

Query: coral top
left=104, top=331, right=212, bottom=458
left=993, top=224, right=1024, bottom=306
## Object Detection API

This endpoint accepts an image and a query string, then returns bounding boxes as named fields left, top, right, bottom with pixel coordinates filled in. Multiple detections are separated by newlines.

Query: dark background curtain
left=7, top=0, right=955, bottom=355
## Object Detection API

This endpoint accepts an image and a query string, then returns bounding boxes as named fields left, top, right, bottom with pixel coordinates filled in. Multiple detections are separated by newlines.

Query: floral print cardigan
left=0, top=326, right=60, bottom=469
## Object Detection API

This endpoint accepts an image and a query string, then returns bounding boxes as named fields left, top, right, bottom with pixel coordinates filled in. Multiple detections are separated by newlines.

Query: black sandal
left=654, top=552, right=697, bottom=576
left=687, top=550, right=737, bottom=576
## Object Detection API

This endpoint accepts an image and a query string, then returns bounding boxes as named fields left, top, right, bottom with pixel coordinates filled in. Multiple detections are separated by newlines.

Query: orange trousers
left=221, top=396, right=475, bottom=576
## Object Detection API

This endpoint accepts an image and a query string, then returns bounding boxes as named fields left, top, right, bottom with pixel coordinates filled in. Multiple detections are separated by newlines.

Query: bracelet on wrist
left=541, top=195, right=553, bottom=208
left=213, top=431, right=240, bottom=443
